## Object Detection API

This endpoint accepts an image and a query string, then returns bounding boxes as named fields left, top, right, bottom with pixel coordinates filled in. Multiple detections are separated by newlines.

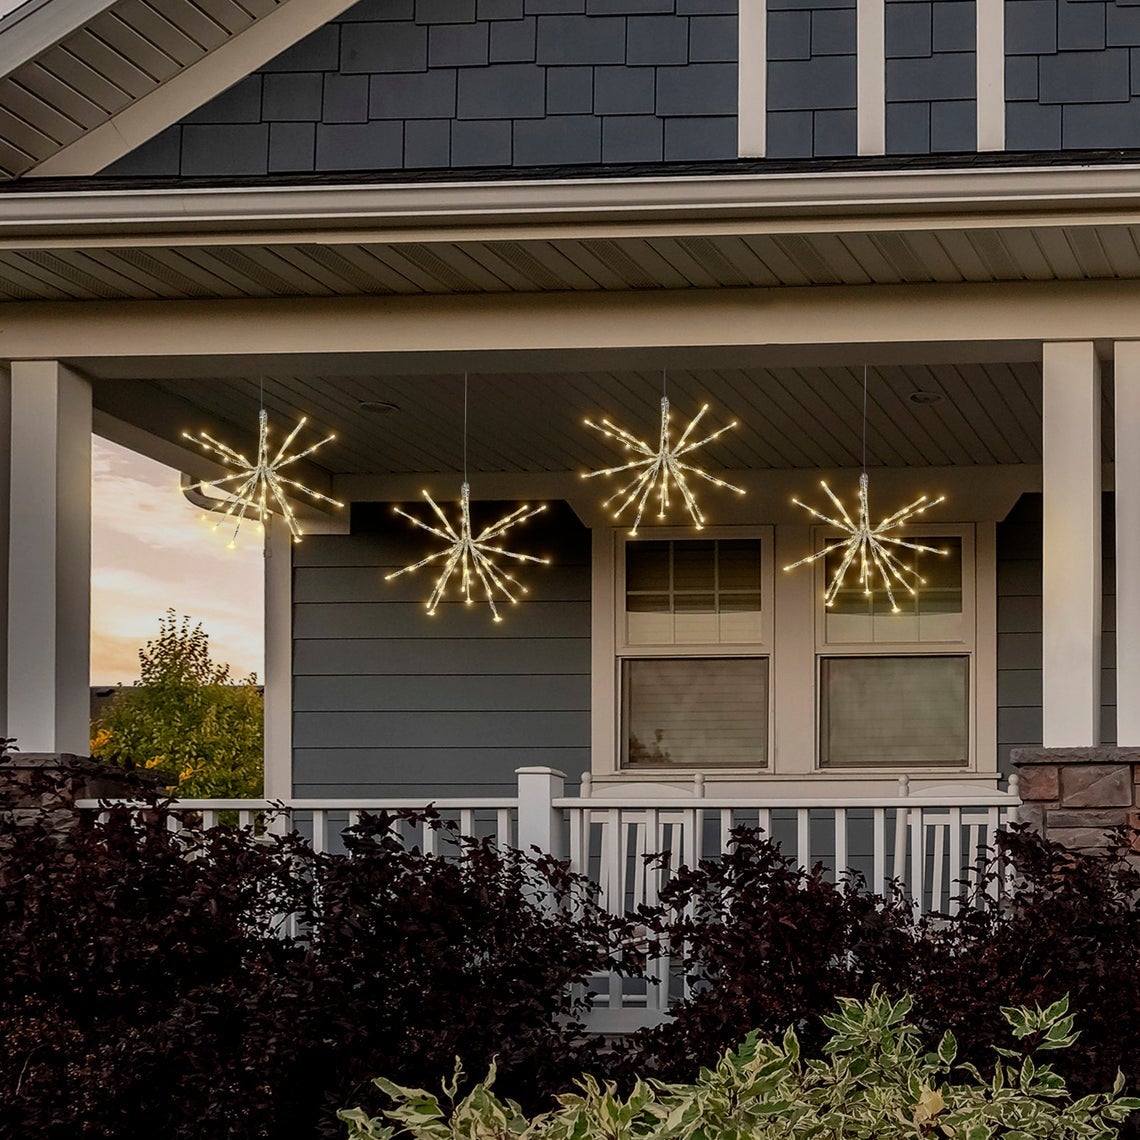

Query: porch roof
left=2, top=162, right=1140, bottom=304
left=1, top=161, right=1130, bottom=498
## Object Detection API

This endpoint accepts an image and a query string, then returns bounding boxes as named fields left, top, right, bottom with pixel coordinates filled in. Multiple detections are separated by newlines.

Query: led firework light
left=183, top=408, right=343, bottom=546
left=582, top=395, right=744, bottom=535
left=386, top=483, right=548, bottom=622
left=785, top=477, right=946, bottom=611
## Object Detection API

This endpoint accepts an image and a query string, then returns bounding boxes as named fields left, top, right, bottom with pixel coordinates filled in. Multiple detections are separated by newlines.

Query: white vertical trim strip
left=1041, top=342, right=1102, bottom=748
left=857, top=0, right=886, bottom=155
left=263, top=516, right=293, bottom=799
left=738, top=0, right=767, bottom=157
left=1115, top=342, right=1140, bottom=743
left=976, top=0, right=1005, bottom=151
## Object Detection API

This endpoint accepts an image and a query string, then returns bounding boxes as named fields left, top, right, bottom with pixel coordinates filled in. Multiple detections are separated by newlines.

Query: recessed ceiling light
left=908, top=390, right=943, bottom=405
left=358, top=400, right=400, bottom=413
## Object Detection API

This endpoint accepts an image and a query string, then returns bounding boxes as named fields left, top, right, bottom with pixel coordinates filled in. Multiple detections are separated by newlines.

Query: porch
left=2, top=167, right=1139, bottom=856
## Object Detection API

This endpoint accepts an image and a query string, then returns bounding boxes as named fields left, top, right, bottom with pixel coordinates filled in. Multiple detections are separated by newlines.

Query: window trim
left=811, top=522, right=979, bottom=773
left=609, top=526, right=774, bottom=774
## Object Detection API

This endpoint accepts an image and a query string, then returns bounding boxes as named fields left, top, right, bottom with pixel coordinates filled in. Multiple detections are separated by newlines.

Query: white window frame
left=813, top=522, right=979, bottom=773
left=593, top=526, right=774, bottom=777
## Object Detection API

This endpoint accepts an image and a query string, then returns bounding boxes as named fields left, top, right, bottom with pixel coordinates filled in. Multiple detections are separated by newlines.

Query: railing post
left=515, top=767, right=566, bottom=859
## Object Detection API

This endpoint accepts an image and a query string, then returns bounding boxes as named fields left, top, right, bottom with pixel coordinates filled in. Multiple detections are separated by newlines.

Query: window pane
left=623, top=657, right=768, bottom=768
left=627, top=541, right=670, bottom=592
left=824, top=536, right=963, bottom=643
left=820, top=655, right=968, bottom=768
left=624, top=538, right=763, bottom=647
left=718, top=540, right=762, bottom=590
left=673, top=541, right=715, bottom=591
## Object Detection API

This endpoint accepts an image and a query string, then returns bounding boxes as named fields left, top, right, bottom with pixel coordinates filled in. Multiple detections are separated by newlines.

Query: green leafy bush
left=340, top=989, right=1140, bottom=1139
left=91, top=610, right=263, bottom=798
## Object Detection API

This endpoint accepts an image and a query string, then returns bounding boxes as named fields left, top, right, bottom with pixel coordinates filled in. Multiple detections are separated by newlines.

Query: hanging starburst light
left=386, top=482, right=548, bottom=622
left=184, top=408, right=343, bottom=547
left=583, top=396, right=744, bottom=535
left=784, top=472, right=947, bottom=612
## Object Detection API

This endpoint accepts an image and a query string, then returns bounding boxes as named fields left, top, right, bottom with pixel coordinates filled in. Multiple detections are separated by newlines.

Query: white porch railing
left=78, top=767, right=1021, bottom=1034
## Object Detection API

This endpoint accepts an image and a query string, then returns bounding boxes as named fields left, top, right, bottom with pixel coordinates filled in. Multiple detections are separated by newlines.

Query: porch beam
left=7, top=360, right=91, bottom=755
left=1115, top=342, right=1140, bottom=744
left=7, top=281, right=1140, bottom=362
left=1041, top=342, right=1102, bottom=748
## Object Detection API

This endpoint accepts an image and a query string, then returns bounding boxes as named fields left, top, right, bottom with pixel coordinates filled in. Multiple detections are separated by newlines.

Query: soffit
left=5, top=165, right=1140, bottom=298
left=86, top=361, right=1064, bottom=477
left=2, top=223, right=1140, bottom=302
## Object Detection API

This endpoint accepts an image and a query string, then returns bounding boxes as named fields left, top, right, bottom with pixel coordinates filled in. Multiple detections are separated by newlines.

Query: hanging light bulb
left=784, top=367, right=947, bottom=611
left=386, top=374, right=550, bottom=622
left=184, top=406, right=342, bottom=545
left=582, top=382, right=744, bottom=535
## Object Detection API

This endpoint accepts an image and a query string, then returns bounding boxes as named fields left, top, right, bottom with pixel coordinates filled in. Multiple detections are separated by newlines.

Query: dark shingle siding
left=884, top=0, right=975, bottom=155
left=102, top=0, right=738, bottom=178
left=767, top=0, right=858, bottom=158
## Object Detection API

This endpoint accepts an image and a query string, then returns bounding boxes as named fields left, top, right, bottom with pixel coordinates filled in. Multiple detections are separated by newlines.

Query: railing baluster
left=311, top=811, right=328, bottom=854
left=873, top=808, right=886, bottom=896
left=947, top=807, right=962, bottom=915
left=909, top=808, right=925, bottom=917
left=460, top=809, right=474, bottom=837
left=796, top=808, right=810, bottom=869
left=202, top=809, right=218, bottom=831
left=496, top=807, right=511, bottom=848
left=833, top=809, right=848, bottom=886
left=931, top=817, right=946, bottom=913
left=756, top=807, right=771, bottom=840
left=720, top=808, right=733, bottom=853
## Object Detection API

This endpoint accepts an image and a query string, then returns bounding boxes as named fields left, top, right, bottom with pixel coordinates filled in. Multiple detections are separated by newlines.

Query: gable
left=0, top=0, right=360, bottom=179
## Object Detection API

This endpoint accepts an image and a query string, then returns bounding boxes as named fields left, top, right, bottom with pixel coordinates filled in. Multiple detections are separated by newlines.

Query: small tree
left=91, top=610, right=263, bottom=797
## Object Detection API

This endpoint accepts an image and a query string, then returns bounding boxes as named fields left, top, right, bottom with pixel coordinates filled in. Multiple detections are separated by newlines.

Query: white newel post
left=1041, top=342, right=1102, bottom=747
left=1115, top=342, right=1140, bottom=744
left=262, top=516, right=293, bottom=800
left=7, top=361, right=92, bottom=755
left=515, top=766, right=566, bottom=858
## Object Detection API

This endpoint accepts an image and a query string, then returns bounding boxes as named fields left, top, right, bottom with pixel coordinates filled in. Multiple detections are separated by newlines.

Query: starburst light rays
left=385, top=482, right=549, bottom=623
left=183, top=408, right=343, bottom=547
left=783, top=473, right=947, bottom=613
left=582, top=396, right=744, bottom=535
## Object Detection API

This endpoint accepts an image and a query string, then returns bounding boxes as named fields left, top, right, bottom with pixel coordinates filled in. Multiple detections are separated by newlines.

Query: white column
left=1041, top=342, right=1102, bottom=747
left=1115, top=342, right=1140, bottom=744
left=262, top=515, right=293, bottom=799
left=738, top=0, right=767, bottom=157
left=7, top=361, right=91, bottom=755
left=857, top=0, right=886, bottom=155
left=976, top=0, right=1005, bottom=151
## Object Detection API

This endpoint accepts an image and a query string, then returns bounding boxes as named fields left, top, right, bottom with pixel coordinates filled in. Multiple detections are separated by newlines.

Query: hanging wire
left=861, top=363, right=868, bottom=472
left=662, top=367, right=667, bottom=398
left=463, top=371, right=469, bottom=483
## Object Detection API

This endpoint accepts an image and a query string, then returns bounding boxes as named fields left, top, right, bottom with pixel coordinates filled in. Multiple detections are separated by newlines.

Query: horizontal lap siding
left=292, top=500, right=591, bottom=798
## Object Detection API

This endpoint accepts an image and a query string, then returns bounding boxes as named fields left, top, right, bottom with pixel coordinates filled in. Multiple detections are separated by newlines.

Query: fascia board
left=4, top=163, right=1140, bottom=242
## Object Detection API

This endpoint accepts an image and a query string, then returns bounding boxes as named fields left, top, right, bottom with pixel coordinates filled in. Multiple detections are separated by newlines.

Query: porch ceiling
left=86, top=360, right=1069, bottom=478
left=7, top=223, right=1140, bottom=301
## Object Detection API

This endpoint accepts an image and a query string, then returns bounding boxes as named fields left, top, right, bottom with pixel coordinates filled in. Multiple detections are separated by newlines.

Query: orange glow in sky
left=91, top=436, right=265, bottom=685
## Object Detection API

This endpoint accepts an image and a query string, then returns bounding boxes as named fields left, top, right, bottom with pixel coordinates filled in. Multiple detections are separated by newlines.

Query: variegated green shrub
left=340, top=989, right=1140, bottom=1139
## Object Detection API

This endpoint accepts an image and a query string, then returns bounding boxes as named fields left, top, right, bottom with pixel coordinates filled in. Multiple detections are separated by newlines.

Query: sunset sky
left=91, top=437, right=265, bottom=686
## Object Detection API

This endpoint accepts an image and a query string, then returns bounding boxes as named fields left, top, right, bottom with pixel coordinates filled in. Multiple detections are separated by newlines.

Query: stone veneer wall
left=1014, top=747, right=1140, bottom=849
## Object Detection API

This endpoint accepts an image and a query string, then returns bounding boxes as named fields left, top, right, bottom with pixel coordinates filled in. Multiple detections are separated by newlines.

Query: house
left=0, top=0, right=1135, bottom=901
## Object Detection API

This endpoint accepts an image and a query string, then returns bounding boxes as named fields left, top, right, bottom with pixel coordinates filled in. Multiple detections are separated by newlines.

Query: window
left=618, top=532, right=772, bottom=770
left=815, top=527, right=975, bottom=771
